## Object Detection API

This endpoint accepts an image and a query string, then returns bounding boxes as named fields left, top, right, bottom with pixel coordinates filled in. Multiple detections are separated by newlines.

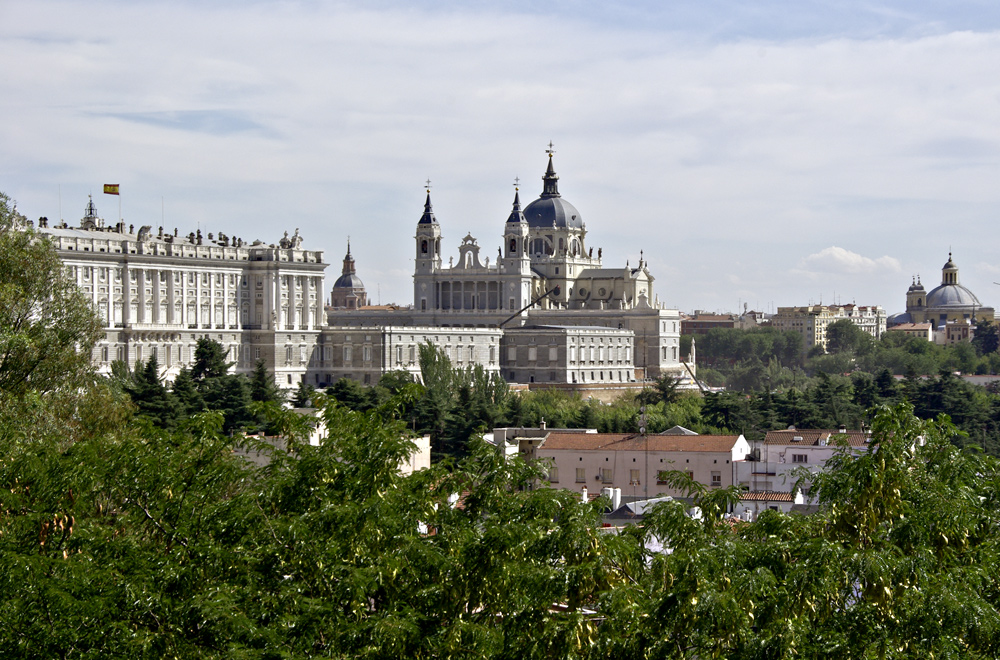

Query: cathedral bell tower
left=413, top=186, right=442, bottom=313
left=414, top=188, right=442, bottom=274
left=502, top=186, right=531, bottom=275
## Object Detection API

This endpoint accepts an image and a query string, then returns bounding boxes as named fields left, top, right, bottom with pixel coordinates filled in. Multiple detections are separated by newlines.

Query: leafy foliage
left=0, top=193, right=103, bottom=399
left=4, top=213, right=1000, bottom=656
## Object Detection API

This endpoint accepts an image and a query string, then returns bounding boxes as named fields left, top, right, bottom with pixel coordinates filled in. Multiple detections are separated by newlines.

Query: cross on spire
left=546, top=141, right=555, bottom=155
left=425, top=178, right=432, bottom=192
left=513, top=176, right=520, bottom=190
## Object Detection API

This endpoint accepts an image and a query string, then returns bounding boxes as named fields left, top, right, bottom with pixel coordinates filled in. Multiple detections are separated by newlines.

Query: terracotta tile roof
left=763, top=429, right=868, bottom=447
left=740, top=491, right=795, bottom=502
left=891, top=322, right=932, bottom=330
left=540, top=431, right=742, bottom=453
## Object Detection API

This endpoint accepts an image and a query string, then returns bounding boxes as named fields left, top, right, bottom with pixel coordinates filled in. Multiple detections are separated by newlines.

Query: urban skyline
left=4, top=0, right=1000, bottom=316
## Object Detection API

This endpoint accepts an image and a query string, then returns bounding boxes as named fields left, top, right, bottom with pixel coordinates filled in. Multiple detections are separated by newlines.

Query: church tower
left=414, top=188, right=442, bottom=273
left=502, top=187, right=531, bottom=274
left=905, top=275, right=926, bottom=320
left=414, top=187, right=442, bottom=312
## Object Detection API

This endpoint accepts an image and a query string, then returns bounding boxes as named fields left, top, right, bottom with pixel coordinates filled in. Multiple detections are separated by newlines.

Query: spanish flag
left=103, top=184, right=120, bottom=195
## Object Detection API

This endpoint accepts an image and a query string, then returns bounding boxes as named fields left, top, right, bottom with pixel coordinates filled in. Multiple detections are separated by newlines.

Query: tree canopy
left=0, top=193, right=102, bottom=399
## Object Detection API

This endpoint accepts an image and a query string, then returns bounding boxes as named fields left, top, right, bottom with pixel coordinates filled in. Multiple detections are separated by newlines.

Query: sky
left=3, top=0, right=1000, bottom=315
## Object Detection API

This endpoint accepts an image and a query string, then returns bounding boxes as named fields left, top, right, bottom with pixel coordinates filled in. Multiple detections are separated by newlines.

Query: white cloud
left=1, top=1, right=999, bottom=312
left=796, top=247, right=902, bottom=278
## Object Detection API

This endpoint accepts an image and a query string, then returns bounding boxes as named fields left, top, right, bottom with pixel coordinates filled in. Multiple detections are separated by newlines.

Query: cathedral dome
left=522, top=151, right=584, bottom=229
left=925, top=283, right=981, bottom=308
left=924, top=252, right=981, bottom=308
left=333, top=271, right=365, bottom=289
left=333, top=242, right=365, bottom=289
left=523, top=196, right=584, bottom=229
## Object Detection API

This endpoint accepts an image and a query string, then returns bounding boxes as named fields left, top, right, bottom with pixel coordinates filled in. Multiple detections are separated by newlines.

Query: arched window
left=509, top=238, right=516, bottom=253
left=421, top=239, right=428, bottom=254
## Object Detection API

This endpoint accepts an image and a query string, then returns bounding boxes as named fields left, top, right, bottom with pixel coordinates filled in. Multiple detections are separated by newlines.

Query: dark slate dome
left=333, top=272, right=365, bottom=289
left=523, top=196, right=584, bottom=229
left=522, top=152, right=584, bottom=229
left=334, top=241, right=364, bottom=289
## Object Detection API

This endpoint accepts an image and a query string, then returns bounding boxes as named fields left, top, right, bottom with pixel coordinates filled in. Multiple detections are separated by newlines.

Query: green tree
left=825, top=318, right=873, bottom=355
left=123, top=356, right=179, bottom=428
left=191, top=337, right=232, bottom=381
left=599, top=403, right=1000, bottom=658
left=973, top=319, right=1000, bottom=356
left=201, top=374, right=254, bottom=433
left=0, top=193, right=102, bottom=399
left=290, top=381, right=315, bottom=408
left=170, top=365, right=204, bottom=417
left=248, top=358, right=283, bottom=404
left=326, top=376, right=367, bottom=410
left=638, top=374, right=683, bottom=406
left=414, top=341, right=456, bottom=455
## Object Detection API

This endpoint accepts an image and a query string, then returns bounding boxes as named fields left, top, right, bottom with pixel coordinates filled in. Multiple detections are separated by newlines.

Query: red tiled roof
left=540, top=431, right=742, bottom=453
left=762, top=429, right=868, bottom=447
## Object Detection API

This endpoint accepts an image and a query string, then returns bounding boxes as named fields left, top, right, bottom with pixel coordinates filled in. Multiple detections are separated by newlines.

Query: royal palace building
left=35, top=197, right=326, bottom=386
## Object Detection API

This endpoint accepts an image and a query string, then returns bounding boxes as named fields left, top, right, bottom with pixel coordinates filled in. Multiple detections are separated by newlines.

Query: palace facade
left=40, top=149, right=682, bottom=388
left=36, top=197, right=325, bottom=386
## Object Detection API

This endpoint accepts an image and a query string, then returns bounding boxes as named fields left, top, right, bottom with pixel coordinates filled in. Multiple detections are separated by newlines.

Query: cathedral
left=327, top=148, right=684, bottom=381
left=413, top=149, right=657, bottom=326
left=888, top=253, right=994, bottom=330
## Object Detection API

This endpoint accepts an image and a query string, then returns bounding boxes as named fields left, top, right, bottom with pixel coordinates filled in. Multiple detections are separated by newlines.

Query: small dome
left=888, top=311, right=912, bottom=325
left=333, top=272, right=365, bottom=289
left=925, top=283, right=981, bottom=308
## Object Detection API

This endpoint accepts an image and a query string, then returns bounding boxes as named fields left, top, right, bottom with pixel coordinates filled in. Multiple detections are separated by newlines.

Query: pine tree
left=249, top=359, right=283, bottom=404
left=202, top=374, right=253, bottom=433
left=191, top=338, right=232, bottom=382
left=124, top=356, right=179, bottom=428
left=171, top=366, right=204, bottom=417
left=290, top=382, right=315, bottom=408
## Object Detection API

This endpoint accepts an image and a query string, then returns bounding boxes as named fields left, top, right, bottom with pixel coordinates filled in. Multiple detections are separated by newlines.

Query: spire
left=418, top=189, right=437, bottom=224
left=507, top=185, right=525, bottom=223
left=342, top=240, right=356, bottom=275
left=540, top=143, right=560, bottom=198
